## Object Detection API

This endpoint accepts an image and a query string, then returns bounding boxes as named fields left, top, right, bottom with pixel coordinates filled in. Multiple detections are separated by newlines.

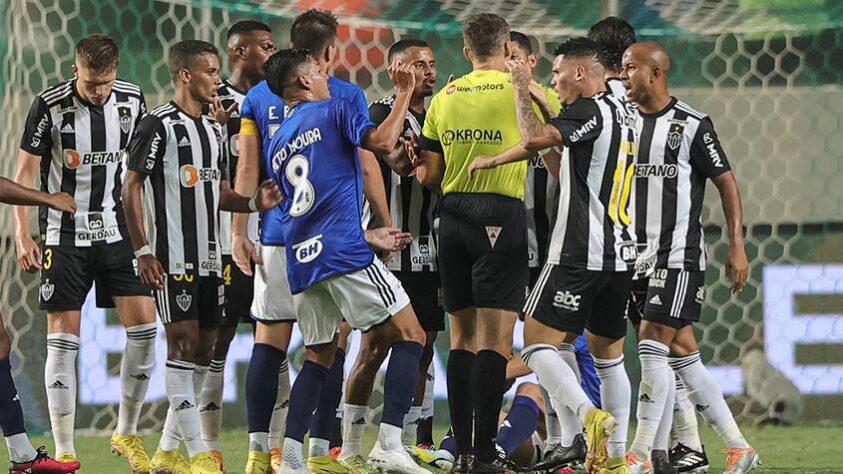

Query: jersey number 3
left=287, top=155, right=315, bottom=217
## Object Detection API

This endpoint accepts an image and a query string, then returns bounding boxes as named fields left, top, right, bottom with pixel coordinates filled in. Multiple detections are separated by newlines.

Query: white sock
left=268, top=359, right=290, bottom=451
left=421, top=363, right=434, bottom=420
left=250, top=431, right=269, bottom=453
left=402, top=405, right=422, bottom=445
left=5, top=433, right=37, bottom=463
left=308, top=437, right=330, bottom=457
left=671, top=352, right=749, bottom=449
left=672, top=378, right=702, bottom=451
left=523, top=344, right=594, bottom=421
left=165, top=360, right=206, bottom=457
left=377, top=423, right=403, bottom=452
left=540, top=385, right=562, bottom=445
left=654, top=366, right=676, bottom=452
left=159, top=407, right=181, bottom=451
left=45, top=333, right=79, bottom=456
left=593, top=354, right=631, bottom=459
left=117, top=323, right=156, bottom=436
left=282, top=438, right=305, bottom=470
left=200, top=359, right=225, bottom=451
left=556, top=344, right=583, bottom=446
left=340, top=403, right=368, bottom=457
left=630, top=340, right=670, bottom=460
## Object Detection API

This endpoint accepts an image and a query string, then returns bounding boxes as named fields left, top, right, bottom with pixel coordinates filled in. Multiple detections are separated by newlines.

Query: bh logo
left=294, top=234, right=323, bottom=263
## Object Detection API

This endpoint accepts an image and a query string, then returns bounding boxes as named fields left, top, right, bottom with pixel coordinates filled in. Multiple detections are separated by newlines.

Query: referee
left=416, top=13, right=559, bottom=472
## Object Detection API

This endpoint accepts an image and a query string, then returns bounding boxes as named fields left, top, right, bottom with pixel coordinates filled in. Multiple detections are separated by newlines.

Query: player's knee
left=638, top=320, right=676, bottom=345
left=515, top=381, right=542, bottom=401
left=357, top=338, right=390, bottom=369
left=211, top=327, right=237, bottom=359
left=306, top=344, right=336, bottom=369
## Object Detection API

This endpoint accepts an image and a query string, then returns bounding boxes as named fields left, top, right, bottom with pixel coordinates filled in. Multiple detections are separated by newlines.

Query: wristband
left=248, top=195, right=258, bottom=212
left=134, top=244, right=152, bottom=259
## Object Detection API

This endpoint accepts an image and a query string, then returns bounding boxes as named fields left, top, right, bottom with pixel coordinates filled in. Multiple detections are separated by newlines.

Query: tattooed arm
left=507, top=59, right=563, bottom=152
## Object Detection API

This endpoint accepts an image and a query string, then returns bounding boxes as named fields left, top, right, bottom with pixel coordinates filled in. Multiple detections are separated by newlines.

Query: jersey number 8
left=286, top=155, right=315, bottom=217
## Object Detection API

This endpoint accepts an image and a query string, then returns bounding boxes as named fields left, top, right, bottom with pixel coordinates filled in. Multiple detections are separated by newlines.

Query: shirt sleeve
left=215, top=122, right=230, bottom=182
left=338, top=99, right=376, bottom=148
left=127, top=115, right=167, bottom=175
left=136, top=91, right=148, bottom=129
left=19, top=96, right=53, bottom=156
left=548, top=98, right=603, bottom=147
left=419, top=95, right=442, bottom=154
left=689, top=117, right=731, bottom=179
left=350, top=85, right=369, bottom=118
left=368, top=102, right=391, bottom=126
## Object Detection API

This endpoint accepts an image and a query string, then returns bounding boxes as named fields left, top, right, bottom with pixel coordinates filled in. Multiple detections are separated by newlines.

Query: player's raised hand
left=388, top=58, right=416, bottom=93
left=725, top=244, right=749, bottom=293
left=254, top=179, right=283, bottom=211
left=467, top=155, right=497, bottom=180
left=208, top=97, right=238, bottom=125
left=366, top=227, right=413, bottom=253
left=15, top=233, right=41, bottom=273
left=232, top=234, right=261, bottom=276
left=47, top=192, right=77, bottom=214
left=506, top=59, right=531, bottom=88
left=395, top=130, right=419, bottom=176
left=138, top=254, right=167, bottom=290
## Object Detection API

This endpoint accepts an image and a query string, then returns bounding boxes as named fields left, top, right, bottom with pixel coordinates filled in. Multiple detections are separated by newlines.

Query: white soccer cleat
left=279, top=460, right=313, bottom=474
left=723, top=447, right=761, bottom=474
left=368, top=442, right=428, bottom=474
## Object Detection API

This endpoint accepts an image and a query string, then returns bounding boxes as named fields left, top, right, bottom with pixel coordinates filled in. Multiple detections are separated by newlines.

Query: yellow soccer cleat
left=149, top=448, right=191, bottom=474
left=111, top=432, right=152, bottom=474
left=244, top=450, right=272, bottom=474
left=307, top=454, right=351, bottom=474
left=597, top=454, right=630, bottom=474
left=209, top=450, right=226, bottom=473
left=270, top=447, right=282, bottom=473
left=339, top=454, right=379, bottom=474
left=583, top=407, right=617, bottom=473
left=190, top=451, right=224, bottom=474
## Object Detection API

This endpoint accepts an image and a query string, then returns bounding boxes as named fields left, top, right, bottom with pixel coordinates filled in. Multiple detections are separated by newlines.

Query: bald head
left=620, top=41, right=672, bottom=111
left=626, top=41, right=671, bottom=76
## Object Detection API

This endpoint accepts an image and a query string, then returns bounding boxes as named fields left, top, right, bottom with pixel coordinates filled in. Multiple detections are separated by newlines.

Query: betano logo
left=64, top=149, right=81, bottom=169
left=179, top=165, right=221, bottom=188
left=63, top=149, right=123, bottom=169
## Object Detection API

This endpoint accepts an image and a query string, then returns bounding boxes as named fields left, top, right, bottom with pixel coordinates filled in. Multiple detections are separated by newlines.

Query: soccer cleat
left=668, top=444, right=708, bottom=473
left=598, top=455, right=630, bottom=473
left=583, top=408, right=617, bottom=473
left=530, top=434, right=587, bottom=472
left=271, top=447, right=283, bottom=473
left=450, top=454, right=473, bottom=474
left=651, top=450, right=675, bottom=474
left=307, top=455, right=350, bottom=474
left=149, top=448, right=191, bottom=474
left=368, top=441, right=428, bottom=474
left=111, top=432, right=152, bottom=474
left=244, top=451, right=272, bottom=474
left=55, top=453, right=77, bottom=464
left=469, top=452, right=518, bottom=473
left=409, top=445, right=455, bottom=471
left=722, top=447, right=760, bottom=474
left=8, top=446, right=81, bottom=474
left=625, top=452, right=652, bottom=474
left=329, top=447, right=343, bottom=461
left=190, top=451, right=224, bottom=474
left=279, top=461, right=311, bottom=474
left=208, top=450, right=226, bottom=473
left=339, top=454, right=379, bottom=474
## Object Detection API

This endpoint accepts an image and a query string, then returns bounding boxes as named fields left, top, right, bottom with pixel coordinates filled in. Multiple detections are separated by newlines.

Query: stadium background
left=1, top=0, right=843, bottom=440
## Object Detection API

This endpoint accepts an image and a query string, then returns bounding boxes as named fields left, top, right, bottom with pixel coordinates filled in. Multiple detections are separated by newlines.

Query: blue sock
left=0, top=358, right=26, bottom=436
left=381, top=340, right=424, bottom=427
left=439, top=428, right=456, bottom=456
left=309, top=348, right=345, bottom=440
left=285, top=360, right=329, bottom=442
left=496, top=395, right=540, bottom=457
left=246, top=344, right=285, bottom=433
left=576, top=334, right=602, bottom=408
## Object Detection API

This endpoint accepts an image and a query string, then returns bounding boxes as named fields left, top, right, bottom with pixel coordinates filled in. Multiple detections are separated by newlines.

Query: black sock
left=417, top=416, right=434, bottom=446
left=473, top=350, right=508, bottom=462
left=447, top=349, right=476, bottom=455
left=309, top=348, right=345, bottom=440
left=329, top=416, right=343, bottom=448
left=0, top=358, right=26, bottom=436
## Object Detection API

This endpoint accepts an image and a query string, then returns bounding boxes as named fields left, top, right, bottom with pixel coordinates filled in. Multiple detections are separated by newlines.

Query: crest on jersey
left=118, top=107, right=132, bottom=134
left=176, top=290, right=192, bottom=312
left=485, top=226, right=502, bottom=248
left=41, top=279, right=55, bottom=301
left=667, top=130, right=682, bottom=150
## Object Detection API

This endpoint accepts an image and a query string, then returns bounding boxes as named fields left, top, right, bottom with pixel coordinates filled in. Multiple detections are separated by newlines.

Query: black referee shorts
left=437, top=193, right=529, bottom=313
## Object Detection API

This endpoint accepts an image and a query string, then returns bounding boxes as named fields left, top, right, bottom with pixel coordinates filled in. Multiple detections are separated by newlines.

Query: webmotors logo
left=179, top=165, right=221, bottom=188
left=553, top=290, right=582, bottom=312
left=441, top=129, right=503, bottom=146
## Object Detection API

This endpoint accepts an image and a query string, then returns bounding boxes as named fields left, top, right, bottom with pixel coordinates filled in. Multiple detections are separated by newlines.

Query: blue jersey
left=265, top=96, right=376, bottom=293
left=245, top=77, right=369, bottom=246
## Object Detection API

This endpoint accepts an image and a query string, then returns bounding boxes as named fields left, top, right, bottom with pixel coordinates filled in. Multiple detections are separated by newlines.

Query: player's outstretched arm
left=365, top=227, right=412, bottom=253
left=415, top=149, right=444, bottom=192
left=467, top=144, right=535, bottom=180
left=508, top=59, right=563, bottom=152
left=0, top=176, right=76, bottom=212
left=360, top=149, right=392, bottom=228
left=219, top=179, right=282, bottom=213
left=12, top=150, right=43, bottom=273
left=362, top=59, right=416, bottom=154
left=712, top=170, right=748, bottom=294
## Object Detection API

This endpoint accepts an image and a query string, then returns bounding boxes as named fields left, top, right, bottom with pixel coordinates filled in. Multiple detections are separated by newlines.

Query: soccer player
left=12, top=33, right=157, bottom=471
left=0, top=179, right=80, bottom=474
left=621, top=42, right=760, bottom=474
left=340, top=38, right=442, bottom=461
left=414, top=14, right=560, bottom=472
left=196, top=20, right=276, bottom=471
left=587, top=17, right=637, bottom=98
left=122, top=39, right=281, bottom=474
left=262, top=48, right=426, bottom=474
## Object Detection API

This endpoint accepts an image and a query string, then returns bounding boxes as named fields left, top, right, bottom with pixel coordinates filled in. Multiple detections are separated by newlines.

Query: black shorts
left=220, top=255, right=255, bottom=328
left=524, top=263, right=632, bottom=339
left=154, top=275, right=223, bottom=328
left=438, top=193, right=528, bottom=313
left=39, top=240, right=150, bottom=311
left=396, top=271, right=444, bottom=332
left=627, top=277, right=648, bottom=327
left=638, top=269, right=704, bottom=329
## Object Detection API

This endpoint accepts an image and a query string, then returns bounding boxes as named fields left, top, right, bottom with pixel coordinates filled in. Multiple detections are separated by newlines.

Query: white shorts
left=294, top=258, right=411, bottom=346
left=250, top=243, right=297, bottom=322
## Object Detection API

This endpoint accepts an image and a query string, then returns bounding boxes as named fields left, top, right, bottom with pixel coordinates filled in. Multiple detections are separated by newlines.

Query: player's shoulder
left=672, top=98, right=708, bottom=123
left=369, top=95, right=396, bottom=112
left=218, top=79, right=246, bottom=101
left=244, top=80, right=275, bottom=102
left=150, top=102, right=178, bottom=118
left=328, top=76, right=364, bottom=99
left=112, top=79, right=143, bottom=98
left=37, top=79, right=75, bottom=107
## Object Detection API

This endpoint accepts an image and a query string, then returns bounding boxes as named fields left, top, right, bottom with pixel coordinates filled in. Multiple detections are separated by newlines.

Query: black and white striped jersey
left=631, top=98, right=731, bottom=273
left=548, top=92, right=638, bottom=272
left=127, top=101, right=228, bottom=277
left=525, top=153, right=559, bottom=268
left=19, top=79, right=146, bottom=247
left=215, top=80, right=258, bottom=254
left=369, top=96, right=439, bottom=273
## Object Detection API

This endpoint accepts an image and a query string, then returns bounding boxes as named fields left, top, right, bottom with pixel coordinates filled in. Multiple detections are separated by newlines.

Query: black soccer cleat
left=669, top=443, right=709, bottom=473
left=528, top=434, right=587, bottom=473
left=470, top=452, right=519, bottom=473
left=652, top=449, right=677, bottom=474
